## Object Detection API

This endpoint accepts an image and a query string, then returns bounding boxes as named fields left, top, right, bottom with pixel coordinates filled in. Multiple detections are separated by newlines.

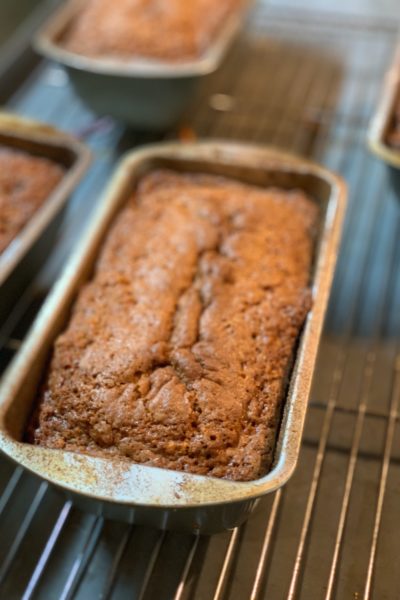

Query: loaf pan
left=0, top=142, right=346, bottom=534
left=0, top=112, right=90, bottom=323
left=34, top=0, right=250, bottom=130
left=368, top=45, right=400, bottom=192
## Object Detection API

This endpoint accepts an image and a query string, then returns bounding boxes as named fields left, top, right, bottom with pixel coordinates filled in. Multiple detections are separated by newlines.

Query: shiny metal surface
left=0, top=142, right=345, bottom=533
left=368, top=45, right=400, bottom=168
left=34, top=0, right=250, bottom=129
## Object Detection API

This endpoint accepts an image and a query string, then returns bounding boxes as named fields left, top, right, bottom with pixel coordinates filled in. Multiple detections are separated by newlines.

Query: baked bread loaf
left=63, top=0, right=239, bottom=61
left=0, top=147, right=64, bottom=255
left=28, top=170, right=318, bottom=481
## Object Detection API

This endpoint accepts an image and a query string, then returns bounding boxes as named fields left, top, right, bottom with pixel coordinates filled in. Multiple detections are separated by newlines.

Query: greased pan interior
left=0, top=142, right=346, bottom=533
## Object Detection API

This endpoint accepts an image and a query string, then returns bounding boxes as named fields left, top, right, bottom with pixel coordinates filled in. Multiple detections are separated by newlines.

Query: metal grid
left=0, top=3, right=400, bottom=599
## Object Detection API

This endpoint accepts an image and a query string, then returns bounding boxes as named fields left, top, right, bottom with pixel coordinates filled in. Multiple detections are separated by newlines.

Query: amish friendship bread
left=27, top=170, right=318, bottom=481
left=63, top=0, right=239, bottom=61
left=0, top=147, right=64, bottom=255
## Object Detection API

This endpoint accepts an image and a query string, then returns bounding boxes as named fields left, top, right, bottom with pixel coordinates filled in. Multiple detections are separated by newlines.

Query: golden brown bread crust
left=27, top=170, right=318, bottom=481
left=63, top=0, right=239, bottom=61
left=0, top=147, right=64, bottom=255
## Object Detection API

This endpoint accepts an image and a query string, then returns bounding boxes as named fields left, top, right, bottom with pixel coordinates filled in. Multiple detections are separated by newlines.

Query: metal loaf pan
left=0, top=142, right=346, bottom=534
left=368, top=45, right=400, bottom=191
left=34, top=0, right=250, bottom=130
left=0, top=112, right=91, bottom=323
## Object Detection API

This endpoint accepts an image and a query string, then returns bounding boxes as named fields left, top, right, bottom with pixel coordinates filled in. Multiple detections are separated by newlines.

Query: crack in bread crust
left=27, top=170, right=318, bottom=481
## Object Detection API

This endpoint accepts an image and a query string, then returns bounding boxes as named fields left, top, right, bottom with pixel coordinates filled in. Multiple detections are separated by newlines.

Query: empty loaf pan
left=0, top=112, right=90, bottom=323
left=0, top=142, right=346, bottom=534
left=34, top=0, right=250, bottom=130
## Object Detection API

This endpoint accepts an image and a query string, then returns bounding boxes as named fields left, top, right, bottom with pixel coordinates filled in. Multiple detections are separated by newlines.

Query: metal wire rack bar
left=21, top=501, right=73, bottom=600
left=363, top=357, right=400, bottom=599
